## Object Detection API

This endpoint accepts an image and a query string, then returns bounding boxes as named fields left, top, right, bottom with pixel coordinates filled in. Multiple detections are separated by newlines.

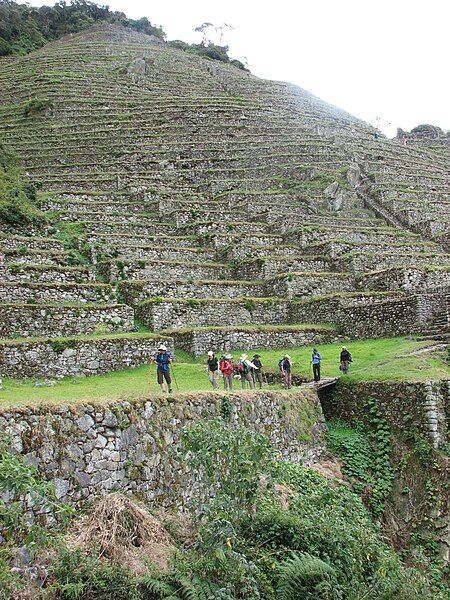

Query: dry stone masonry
left=0, top=390, right=327, bottom=505
left=0, top=23, right=448, bottom=375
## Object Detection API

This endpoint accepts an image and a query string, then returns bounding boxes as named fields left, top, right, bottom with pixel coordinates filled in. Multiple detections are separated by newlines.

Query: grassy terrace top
left=0, top=337, right=448, bottom=407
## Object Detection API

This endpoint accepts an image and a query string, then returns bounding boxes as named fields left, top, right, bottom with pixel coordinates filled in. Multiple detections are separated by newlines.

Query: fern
left=277, top=552, right=337, bottom=600
left=141, top=573, right=227, bottom=600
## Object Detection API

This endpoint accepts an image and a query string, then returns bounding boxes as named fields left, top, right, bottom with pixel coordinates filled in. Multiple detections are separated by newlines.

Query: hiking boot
left=168, top=388, right=173, bottom=393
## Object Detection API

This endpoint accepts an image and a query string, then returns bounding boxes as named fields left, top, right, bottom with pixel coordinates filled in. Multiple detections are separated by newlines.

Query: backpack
left=238, top=361, right=249, bottom=375
left=278, top=359, right=284, bottom=371
left=220, top=359, right=233, bottom=375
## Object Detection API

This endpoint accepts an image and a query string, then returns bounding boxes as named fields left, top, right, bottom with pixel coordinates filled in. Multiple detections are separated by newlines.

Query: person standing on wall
left=151, top=344, right=173, bottom=393
left=279, top=354, right=292, bottom=389
left=206, top=350, right=219, bottom=389
left=219, top=354, right=234, bottom=391
left=311, top=348, right=322, bottom=383
left=251, top=354, right=264, bottom=389
left=340, top=346, right=352, bottom=374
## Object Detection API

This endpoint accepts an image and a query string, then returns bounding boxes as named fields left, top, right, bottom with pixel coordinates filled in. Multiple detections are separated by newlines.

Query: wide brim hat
left=284, top=354, right=291, bottom=359
left=207, top=350, right=214, bottom=356
left=240, top=354, right=247, bottom=361
left=158, top=344, right=167, bottom=351
left=225, top=354, right=232, bottom=359
left=253, top=354, right=261, bottom=358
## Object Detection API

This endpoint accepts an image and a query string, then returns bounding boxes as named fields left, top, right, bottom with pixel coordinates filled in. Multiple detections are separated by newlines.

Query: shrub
left=23, top=97, right=54, bottom=117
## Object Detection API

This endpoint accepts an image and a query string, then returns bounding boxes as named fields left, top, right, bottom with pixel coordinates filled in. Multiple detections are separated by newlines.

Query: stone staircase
left=0, top=24, right=449, bottom=376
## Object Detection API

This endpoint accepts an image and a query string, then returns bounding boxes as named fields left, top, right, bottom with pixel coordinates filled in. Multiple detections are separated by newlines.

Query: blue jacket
left=311, top=351, right=322, bottom=365
left=155, top=352, right=171, bottom=372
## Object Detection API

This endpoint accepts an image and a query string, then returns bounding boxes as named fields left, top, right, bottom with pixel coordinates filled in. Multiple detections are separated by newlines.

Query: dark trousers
left=313, top=363, right=320, bottom=382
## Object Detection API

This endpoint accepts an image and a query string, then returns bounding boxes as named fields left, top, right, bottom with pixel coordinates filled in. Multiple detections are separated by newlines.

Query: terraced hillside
left=0, top=24, right=449, bottom=376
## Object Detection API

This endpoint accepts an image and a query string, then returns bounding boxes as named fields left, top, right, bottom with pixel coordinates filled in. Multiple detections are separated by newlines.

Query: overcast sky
left=29, top=0, right=450, bottom=137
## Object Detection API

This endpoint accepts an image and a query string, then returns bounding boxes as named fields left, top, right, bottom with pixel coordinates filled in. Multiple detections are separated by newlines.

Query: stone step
left=0, top=264, right=95, bottom=284
left=135, top=297, right=290, bottom=330
left=56, top=210, right=163, bottom=226
left=41, top=198, right=160, bottom=214
left=0, top=281, right=114, bottom=304
left=234, top=256, right=329, bottom=278
left=107, top=245, right=213, bottom=264
left=271, top=271, right=355, bottom=299
left=0, top=303, right=134, bottom=337
left=0, top=332, right=173, bottom=378
left=290, top=226, right=419, bottom=247
left=165, top=323, right=339, bottom=358
left=359, top=267, right=450, bottom=293
left=334, top=251, right=450, bottom=273
left=87, top=233, right=198, bottom=250
left=118, top=278, right=265, bottom=305
left=179, top=220, right=270, bottom=236
left=310, top=239, right=439, bottom=259
left=83, top=220, right=178, bottom=237
left=0, top=248, right=69, bottom=267
left=0, top=233, right=64, bottom=252
left=100, top=259, right=232, bottom=282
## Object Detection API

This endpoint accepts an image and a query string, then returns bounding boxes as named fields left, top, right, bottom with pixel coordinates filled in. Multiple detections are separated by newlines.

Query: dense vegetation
left=1, top=418, right=447, bottom=599
left=0, top=0, right=247, bottom=68
left=0, top=143, right=46, bottom=229
left=0, top=0, right=165, bottom=56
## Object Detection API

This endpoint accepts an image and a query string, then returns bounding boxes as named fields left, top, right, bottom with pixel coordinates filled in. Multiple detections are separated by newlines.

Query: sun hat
left=207, top=350, right=214, bottom=356
left=253, top=354, right=260, bottom=358
left=342, top=346, right=347, bottom=350
left=284, top=354, right=291, bottom=359
left=225, top=354, right=232, bottom=359
left=240, top=354, right=247, bottom=361
left=158, top=344, right=167, bottom=351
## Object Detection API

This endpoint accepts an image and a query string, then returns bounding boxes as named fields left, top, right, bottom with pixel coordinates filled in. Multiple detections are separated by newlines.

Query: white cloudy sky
left=29, top=0, right=449, bottom=137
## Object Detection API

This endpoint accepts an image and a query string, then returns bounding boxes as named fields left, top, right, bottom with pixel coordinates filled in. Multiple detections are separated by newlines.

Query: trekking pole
left=171, top=361, right=180, bottom=392
left=147, top=361, right=153, bottom=390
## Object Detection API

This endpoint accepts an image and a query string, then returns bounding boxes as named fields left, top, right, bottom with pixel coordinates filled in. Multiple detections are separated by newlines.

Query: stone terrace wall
left=171, top=326, right=339, bottom=358
left=0, top=335, right=173, bottom=378
left=0, top=304, right=134, bottom=337
left=319, top=380, right=449, bottom=448
left=0, top=390, right=327, bottom=505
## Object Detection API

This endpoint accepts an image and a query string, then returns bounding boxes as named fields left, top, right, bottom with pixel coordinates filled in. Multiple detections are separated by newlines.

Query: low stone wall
left=0, top=334, right=173, bottom=378
left=235, top=257, right=328, bottom=278
left=170, top=326, right=339, bottom=357
left=102, top=260, right=231, bottom=282
left=0, top=234, right=63, bottom=252
left=118, top=279, right=265, bottom=305
left=336, top=252, right=450, bottom=273
left=0, top=390, right=327, bottom=505
left=114, top=246, right=210, bottom=263
left=0, top=265, right=94, bottom=283
left=135, top=298, right=290, bottom=330
left=271, top=272, right=354, bottom=299
left=360, top=267, right=450, bottom=292
left=0, top=282, right=114, bottom=304
left=0, top=304, right=134, bottom=338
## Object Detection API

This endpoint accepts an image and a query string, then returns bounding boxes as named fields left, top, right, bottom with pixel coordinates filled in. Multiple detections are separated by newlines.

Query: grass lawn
left=0, top=337, right=448, bottom=408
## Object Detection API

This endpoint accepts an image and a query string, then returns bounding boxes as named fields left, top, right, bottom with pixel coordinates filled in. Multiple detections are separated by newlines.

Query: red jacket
left=219, top=359, right=233, bottom=375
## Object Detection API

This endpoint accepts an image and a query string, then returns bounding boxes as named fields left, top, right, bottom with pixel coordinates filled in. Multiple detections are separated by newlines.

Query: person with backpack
left=219, top=354, right=234, bottom=390
left=251, top=354, right=264, bottom=389
left=238, top=354, right=256, bottom=389
left=311, top=348, right=322, bottom=383
left=279, top=354, right=292, bottom=389
left=340, top=346, right=353, bottom=374
left=151, top=344, right=173, bottom=393
left=206, top=350, right=219, bottom=389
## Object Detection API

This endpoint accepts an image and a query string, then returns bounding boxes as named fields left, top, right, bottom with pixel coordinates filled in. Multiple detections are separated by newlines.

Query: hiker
left=219, top=354, right=234, bottom=391
left=206, top=350, right=219, bottom=389
left=340, top=346, right=352, bottom=374
left=373, top=130, right=380, bottom=140
left=311, top=348, right=322, bottom=383
left=251, top=354, right=264, bottom=389
left=238, top=354, right=256, bottom=389
left=151, top=344, right=173, bottom=393
left=279, top=354, right=292, bottom=389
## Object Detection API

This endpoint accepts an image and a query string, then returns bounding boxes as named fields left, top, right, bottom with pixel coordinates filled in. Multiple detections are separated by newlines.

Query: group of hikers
left=151, top=344, right=353, bottom=394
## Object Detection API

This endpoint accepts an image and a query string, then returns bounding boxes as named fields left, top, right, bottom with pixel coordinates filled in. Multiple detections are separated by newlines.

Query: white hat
left=158, top=344, right=167, bottom=351
left=284, top=354, right=291, bottom=359
left=207, top=350, right=214, bottom=356
left=225, top=354, right=232, bottom=359
left=240, top=354, right=247, bottom=361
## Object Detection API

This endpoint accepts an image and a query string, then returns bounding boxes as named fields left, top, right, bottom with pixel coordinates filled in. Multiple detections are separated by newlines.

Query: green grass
left=0, top=337, right=448, bottom=407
